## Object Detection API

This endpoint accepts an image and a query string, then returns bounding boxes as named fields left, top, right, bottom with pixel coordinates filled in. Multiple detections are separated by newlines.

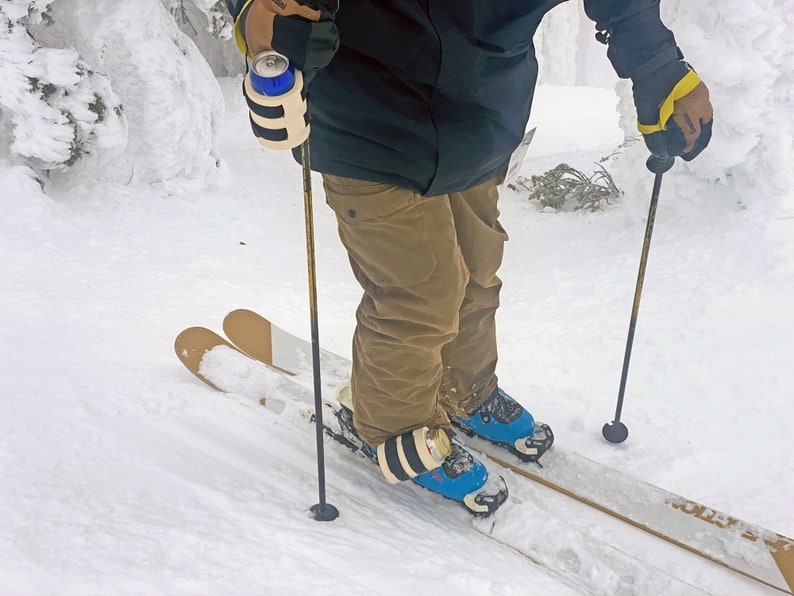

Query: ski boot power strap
left=377, top=427, right=452, bottom=485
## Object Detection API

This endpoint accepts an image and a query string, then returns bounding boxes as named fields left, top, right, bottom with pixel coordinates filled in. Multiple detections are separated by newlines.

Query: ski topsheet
left=176, top=308, right=794, bottom=595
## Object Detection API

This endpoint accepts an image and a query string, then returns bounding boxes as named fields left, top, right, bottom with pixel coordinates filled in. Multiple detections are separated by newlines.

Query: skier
left=225, top=0, right=713, bottom=515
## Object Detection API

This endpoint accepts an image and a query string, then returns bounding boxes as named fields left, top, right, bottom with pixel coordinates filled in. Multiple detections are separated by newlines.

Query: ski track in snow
left=2, top=78, right=792, bottom=594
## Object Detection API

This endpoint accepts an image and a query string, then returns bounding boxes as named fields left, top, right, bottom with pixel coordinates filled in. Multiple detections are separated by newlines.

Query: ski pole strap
left=637, top=70, right=703, bottom=135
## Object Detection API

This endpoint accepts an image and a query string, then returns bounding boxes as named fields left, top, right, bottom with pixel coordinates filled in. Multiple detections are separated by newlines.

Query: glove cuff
left=233, top=0, right=257, bottom=56
left=637, top=70, right=703, bottom=135
left=633, top=57, right=690, bottom=124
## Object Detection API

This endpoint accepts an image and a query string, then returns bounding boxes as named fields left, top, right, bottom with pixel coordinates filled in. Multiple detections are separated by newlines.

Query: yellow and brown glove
left=234, top=0, right=338, bottom=81
left=633, top=60, right=713, bottom=162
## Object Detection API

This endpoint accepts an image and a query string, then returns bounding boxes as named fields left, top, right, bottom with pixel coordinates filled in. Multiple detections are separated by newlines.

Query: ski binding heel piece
left=324, top=404, right=378, bottom=464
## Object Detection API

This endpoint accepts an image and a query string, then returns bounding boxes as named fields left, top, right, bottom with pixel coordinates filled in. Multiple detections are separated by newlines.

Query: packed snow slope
left=2, top=77, right=793, bottom=594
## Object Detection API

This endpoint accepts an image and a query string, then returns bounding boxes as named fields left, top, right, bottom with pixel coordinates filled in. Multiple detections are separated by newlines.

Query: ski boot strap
left=377, top=427, right=452, bottom=485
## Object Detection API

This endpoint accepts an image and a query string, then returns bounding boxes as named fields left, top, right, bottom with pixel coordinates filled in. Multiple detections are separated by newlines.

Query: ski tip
left=222, top=309, right=276, bottom=366
left=173, top=326, right=234, bottom=391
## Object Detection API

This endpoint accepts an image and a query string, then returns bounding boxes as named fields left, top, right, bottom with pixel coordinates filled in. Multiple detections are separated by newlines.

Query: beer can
left=249, top=51, right=296, bottom=97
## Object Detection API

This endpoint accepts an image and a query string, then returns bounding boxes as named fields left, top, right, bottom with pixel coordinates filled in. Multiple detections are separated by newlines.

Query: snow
left=2, top=1, right=793, bottom=594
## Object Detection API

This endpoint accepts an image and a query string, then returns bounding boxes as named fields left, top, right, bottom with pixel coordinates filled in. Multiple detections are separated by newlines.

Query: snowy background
left=1, top=0, right=792, bottom=594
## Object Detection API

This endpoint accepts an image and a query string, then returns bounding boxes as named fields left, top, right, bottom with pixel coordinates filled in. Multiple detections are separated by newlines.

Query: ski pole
left=602, top=154, right=675, bottom=444
left=300, top=138, right=340, bottom=520
left=245, top=52, right=338, bottom=518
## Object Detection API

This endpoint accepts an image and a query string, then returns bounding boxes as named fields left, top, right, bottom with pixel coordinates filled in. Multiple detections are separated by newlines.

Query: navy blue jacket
left=228, top=1, right=680, bottom=195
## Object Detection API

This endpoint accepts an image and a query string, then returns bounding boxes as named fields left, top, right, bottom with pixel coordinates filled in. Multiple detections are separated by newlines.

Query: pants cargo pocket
left=323, top=175, right=439, bottom=288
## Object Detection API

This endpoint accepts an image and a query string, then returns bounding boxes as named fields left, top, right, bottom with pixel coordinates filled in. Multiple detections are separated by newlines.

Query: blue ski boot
left=411, top=438, right=508, bottom=517
left=329, top=399, right=507, bottom=517
left=454, top=387, right=554, bottom=463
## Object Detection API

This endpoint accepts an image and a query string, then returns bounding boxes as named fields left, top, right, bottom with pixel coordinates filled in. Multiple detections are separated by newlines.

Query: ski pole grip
left=646, top=154, right=675, bottom=174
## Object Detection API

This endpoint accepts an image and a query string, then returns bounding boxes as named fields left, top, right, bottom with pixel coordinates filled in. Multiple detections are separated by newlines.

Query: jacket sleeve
left=583, top=0, right=682, bottom=80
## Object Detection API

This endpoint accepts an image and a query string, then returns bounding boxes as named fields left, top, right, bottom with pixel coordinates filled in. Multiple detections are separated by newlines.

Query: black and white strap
left=377, top=427, right=451, bottom=485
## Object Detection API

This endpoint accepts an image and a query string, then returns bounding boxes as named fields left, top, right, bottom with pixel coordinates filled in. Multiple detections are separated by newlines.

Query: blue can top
left=250, top=52, right=296, bottom=97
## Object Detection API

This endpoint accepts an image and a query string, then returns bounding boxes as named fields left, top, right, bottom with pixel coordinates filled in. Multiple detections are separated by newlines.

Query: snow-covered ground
left=2, top=1, right=793, bottom=593
left=2, top=77, right=792, bottom=594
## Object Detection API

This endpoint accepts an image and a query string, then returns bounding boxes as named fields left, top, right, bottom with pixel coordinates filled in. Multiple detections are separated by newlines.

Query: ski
left=174, top=321, right=717, bottom=594
left=217, top=307, right=794, bottom=595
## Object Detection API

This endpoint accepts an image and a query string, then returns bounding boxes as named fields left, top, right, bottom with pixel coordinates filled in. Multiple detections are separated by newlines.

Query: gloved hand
left=633, top=60, right=713, bottom=162
left=236, top=0, right=337, bottom=150
left=241, top=0, right=339, bottom=83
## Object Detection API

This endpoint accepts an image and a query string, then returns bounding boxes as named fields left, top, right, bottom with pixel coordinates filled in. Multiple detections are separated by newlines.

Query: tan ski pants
left=323, top=173, right=508, bottom=446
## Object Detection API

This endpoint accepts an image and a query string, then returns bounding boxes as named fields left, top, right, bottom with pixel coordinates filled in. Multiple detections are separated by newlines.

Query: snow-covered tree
left=0, top=0, right=226, bottom=188
left=161, top=0, right=243, bottom=76
left=537, top=2, right=793, bottom=214
left=536, top=2, right=613, bottom=88
left=0, top=1, right=125, bottom=172
left=653, top=0, right=794, bottom=211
